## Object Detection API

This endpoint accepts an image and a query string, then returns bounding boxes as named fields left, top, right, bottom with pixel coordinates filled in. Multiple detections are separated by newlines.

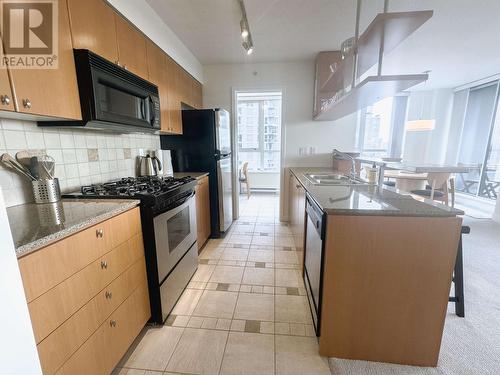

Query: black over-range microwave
left=40, top=49, right=161, bottom=133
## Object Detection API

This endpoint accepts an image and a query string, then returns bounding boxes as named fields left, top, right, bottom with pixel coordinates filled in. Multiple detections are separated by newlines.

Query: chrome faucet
left=332, top=149, right=356, bottom=179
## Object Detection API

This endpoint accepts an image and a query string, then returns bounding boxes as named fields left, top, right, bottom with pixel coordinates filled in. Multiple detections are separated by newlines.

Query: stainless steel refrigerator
left=160, top=108, right=233, bottom=237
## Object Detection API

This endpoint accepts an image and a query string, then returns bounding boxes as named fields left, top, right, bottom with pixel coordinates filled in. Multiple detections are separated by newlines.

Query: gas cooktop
left=63, top=176, right=197, bottom=209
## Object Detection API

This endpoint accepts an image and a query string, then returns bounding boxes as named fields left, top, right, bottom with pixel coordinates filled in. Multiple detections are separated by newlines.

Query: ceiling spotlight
left=238, top=0, right=254, bottom=55
left=240, top=19, right=249, bottom=39
left=242, top=38, right=253, bottom=55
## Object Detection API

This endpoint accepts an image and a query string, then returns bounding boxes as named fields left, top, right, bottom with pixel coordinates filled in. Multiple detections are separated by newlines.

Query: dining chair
left=239, top=161, right=250, bottom=199
left=410, top=172, right=455, bottom=207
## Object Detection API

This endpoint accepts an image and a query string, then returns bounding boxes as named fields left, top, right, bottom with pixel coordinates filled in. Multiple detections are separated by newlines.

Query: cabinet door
left=166, top=56, right=182, bottom=134
left=193, top=80, right=203, bottom=109
left=201, top=177, right=211, bottom=242
left=67, top=0, right=119, bottom=63
left=289, top=174, right=297, bottom=229
left=8, top=0, right=81, bottom=119
left=146, top=41, right=170, bottom=132
left=0, top=55, right=14, bottom=111
left=115, top=14, right=148, bottom=79
left=296, top=183, right=306, bottom=269
left=196, top=176, right=211, bottom=250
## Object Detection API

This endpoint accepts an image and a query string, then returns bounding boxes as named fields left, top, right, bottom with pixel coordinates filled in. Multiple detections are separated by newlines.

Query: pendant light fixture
left=239, top=0, right=254, bottom=55
left=405, top=71, right=436, bottom=132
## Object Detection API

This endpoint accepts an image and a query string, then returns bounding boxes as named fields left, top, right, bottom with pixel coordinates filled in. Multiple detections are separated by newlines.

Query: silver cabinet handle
left=1, top=95, right=10, bottom=105
left=22, top=99, right=31, bottom=109
left=100, top=260, right=108, bottom=269
left=105, top=291, right=112, bottom=299
left=109, top=320, right=116, bottom=327
left=96, top=228, right=104, bottom=238
left=123, top=64, right=127, bottom=70
left=115, top=60, right=120, bottom=66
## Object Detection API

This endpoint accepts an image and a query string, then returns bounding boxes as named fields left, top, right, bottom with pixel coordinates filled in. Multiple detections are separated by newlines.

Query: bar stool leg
left=454, top=235, right=465, bottom=317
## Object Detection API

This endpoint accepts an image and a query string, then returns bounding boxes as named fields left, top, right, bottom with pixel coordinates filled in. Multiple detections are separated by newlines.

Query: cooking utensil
left=39, top=155, right=55, bottom=179
left=29, top=156, right=40, bottom=179
left=0, top=153, right=36, bottom=180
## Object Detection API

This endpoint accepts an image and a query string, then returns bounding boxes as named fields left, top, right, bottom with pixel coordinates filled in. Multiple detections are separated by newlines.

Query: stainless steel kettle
left=139, top=154, right=162, bottom=177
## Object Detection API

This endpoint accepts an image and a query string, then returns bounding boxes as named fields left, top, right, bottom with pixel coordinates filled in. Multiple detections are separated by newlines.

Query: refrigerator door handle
left=217, top=158, right=233, bottom=232
left=217, top=160, right=225, bottom=230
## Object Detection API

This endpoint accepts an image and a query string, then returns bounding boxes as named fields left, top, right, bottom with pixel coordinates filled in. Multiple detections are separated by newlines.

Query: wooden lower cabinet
left=18, top=207, right=150, bottom=375
left=288, top=172, right=306, bottom=269
left=38, top=258, right=147, bottom=374
left=196, top=175, right=211, bottom=250
left=319, top=215, right=463, bottom=366
left=56, top=282, right=149, bottom=375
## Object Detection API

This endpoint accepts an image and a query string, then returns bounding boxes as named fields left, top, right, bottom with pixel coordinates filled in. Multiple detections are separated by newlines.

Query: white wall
left=402, top=89, right=454, bottom=164
left=0, top=190, right=42, bottom=374
left=107, top=0, right=203, bottom=82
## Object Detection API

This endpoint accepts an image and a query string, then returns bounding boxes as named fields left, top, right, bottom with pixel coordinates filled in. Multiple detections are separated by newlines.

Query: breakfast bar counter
left=288, top=167, right=463, bottom=367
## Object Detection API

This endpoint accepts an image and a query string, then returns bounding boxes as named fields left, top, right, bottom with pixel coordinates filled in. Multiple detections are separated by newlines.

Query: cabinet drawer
left=107, top=207, right=142, bottom=250
left=18, top=220, right=111, bottom=303
left=29, top=232, right=145, bottom=344
left=37, top=257, right=147, bottom=375
left=56, top=282, right=150, bottom=375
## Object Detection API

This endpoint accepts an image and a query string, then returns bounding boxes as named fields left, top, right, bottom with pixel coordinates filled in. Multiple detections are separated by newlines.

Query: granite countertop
left=290, top=167, right=464, bottom=217
left=8, top=199, right=140, bottom=258
left=173, top=172, right=209, bottom=180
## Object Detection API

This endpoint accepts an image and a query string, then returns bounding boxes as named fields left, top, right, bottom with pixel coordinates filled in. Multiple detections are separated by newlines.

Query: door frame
left=231, top=86, right=286, bottom=220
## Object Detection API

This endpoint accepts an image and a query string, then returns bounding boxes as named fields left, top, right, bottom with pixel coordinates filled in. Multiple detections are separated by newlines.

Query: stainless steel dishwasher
left=303, top=194, right=326, bottom=336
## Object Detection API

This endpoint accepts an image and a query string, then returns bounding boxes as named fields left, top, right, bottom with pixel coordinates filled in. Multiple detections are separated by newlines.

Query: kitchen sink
left=304, top=173, right=366, bottom=185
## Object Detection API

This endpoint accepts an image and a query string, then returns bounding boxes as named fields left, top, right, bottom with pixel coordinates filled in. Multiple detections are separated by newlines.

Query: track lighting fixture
left=239, top=0, right=254, bottom=55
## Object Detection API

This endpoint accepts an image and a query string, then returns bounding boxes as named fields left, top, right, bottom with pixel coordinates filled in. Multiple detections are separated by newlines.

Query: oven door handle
left=164, top=190, right=195, bottom=213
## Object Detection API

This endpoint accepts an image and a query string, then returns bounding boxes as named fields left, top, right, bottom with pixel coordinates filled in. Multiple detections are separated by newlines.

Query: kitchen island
left=288, top=167, right=463, bottom=367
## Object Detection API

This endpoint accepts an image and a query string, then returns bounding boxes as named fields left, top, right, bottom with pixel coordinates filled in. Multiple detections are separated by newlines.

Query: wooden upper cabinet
left=166, top=56, right=182, bottom=134
left=179, top=68, right=191, bottom=107
left=67, top=0, right=119, bottom=63
left=8, top=0, right=81, bottom=119
left=0, top=45, right=14, bottom=112
left=115, top=15, right=148, bottom=79
left=193, top=80, right=203, bottom=109
left=146, top=40, right=170, bottom=132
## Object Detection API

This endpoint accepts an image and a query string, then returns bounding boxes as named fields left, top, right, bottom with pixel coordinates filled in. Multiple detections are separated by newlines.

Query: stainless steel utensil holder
left=36, top=201, right=65, bottom=226
left=32, top=178, right=61, bottom=204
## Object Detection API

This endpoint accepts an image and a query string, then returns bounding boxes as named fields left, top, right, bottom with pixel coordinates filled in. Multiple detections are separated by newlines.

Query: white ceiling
left=146, top=0, right=500, bottom=89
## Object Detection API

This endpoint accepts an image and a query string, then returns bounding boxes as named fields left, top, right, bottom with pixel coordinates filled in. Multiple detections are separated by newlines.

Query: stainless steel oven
left=304, top=194, right=325, bottom=336
left=154, top=193, right=198, bottom=322
left=154, top=193, right=197, bottom=282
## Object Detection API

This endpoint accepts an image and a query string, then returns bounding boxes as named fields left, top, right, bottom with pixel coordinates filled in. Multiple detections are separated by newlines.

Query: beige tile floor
left=114, top=193, right=331, bottom=375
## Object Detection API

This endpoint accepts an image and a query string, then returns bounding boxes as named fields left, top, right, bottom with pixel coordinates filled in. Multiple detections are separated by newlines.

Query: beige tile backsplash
left=0, top=118, right=161, bottom=207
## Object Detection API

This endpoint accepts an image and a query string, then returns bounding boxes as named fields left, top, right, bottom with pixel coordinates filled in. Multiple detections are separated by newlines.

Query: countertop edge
left=15, top=200, right=140, bottom=258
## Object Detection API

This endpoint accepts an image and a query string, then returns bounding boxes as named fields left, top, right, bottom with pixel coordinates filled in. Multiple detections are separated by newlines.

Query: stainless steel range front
left=154, top=193, right=197, bottom=322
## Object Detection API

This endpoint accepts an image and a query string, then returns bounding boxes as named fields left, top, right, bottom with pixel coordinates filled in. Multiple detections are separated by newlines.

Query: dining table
left=383, top=170, right=428, bottom=191
left=356, top=157, right=473, bottom=206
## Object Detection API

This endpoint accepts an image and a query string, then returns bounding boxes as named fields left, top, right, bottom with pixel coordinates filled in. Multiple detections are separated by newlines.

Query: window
left=356, top=96, right=408, bottom=158
left=357, top=97, right=394, bottom=156
left=236, top=91, right=282, bottom=172
left=455, top=81, right=500, bottom=199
